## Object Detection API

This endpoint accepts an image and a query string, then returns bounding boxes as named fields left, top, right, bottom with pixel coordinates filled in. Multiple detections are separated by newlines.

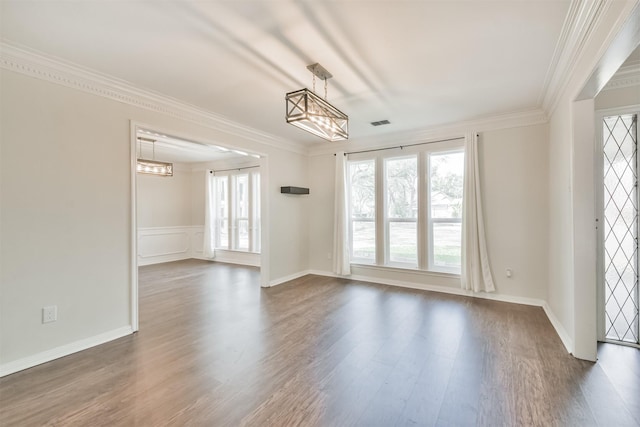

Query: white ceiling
left=136, top=129, right=258, bottom=163
left=2, top=1, right=574, bottom=146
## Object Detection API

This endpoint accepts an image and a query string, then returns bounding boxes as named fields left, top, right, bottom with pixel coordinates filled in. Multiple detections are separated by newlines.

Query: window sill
left=349, top=262, right=460, bottom=279
left=215, top=248, right=261, bottom=255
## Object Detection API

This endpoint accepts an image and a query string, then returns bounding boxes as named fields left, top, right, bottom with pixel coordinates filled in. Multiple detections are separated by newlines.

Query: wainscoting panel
left=211, top=249, right=261, bottom=267
left=138, top=226, right=200, bottom=266
left=192, top=229, right=205, bottom=259
left=138, top=226, right=260, bottom=267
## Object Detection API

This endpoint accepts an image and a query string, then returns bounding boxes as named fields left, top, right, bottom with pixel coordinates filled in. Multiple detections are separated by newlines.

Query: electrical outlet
left=42, top=305, right=57, bottom=323
left=505, top=268, right=513, bottom=278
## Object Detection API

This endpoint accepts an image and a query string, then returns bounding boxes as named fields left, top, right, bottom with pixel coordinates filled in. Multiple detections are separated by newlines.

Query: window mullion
left=228, top=176, right=234, bottom=250
left=376, top=156, right=385, bottom=265
left=248, top=172, right=254, bottom=253
left=418, top=152, right=428, bottom=270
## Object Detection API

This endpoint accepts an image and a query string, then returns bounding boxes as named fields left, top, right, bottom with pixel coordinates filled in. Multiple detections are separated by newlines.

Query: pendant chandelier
left=136, top=137, right=173, bottom=177
left=285, top=63, right=348, bottom=142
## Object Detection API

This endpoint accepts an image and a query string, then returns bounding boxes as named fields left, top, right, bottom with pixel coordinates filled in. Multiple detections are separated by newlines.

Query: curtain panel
left=333, top=151, right=351, bottom=275
left=461, top=132, right=495, bottom=292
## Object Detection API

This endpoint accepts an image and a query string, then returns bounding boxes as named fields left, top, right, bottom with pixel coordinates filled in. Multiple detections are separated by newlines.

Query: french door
left=599, top=112, right=640, bottom=347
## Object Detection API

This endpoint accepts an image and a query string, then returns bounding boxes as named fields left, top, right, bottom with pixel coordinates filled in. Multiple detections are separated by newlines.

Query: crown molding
left=539, top=0, right=609, bottom=113
left=601, top=62, right=640, bottom=91
left=308, top=108, right=548, bottom=157
left=0, top=41, right=307, bottom=156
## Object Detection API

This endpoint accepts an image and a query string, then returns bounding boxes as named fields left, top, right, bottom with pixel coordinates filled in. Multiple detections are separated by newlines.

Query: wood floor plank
left=1, top=259, right=639, bottom=426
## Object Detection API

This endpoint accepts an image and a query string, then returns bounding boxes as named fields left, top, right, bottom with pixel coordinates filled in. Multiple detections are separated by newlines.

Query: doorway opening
left=129, top=122, right=268, bottom=331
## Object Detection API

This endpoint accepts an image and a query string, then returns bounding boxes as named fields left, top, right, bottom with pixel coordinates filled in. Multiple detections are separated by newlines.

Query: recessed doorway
left=130, top=122, right=267, bottom=331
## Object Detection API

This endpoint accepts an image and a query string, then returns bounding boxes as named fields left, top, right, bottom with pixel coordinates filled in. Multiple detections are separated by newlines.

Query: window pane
left=352, top=221, right=375, bottom=261
left=237, top=219, right=249, bottom=250
left=350, top=160, right=376, bottom=261
left=252, top=173, right=261, bottom=253
left=386, top=156, right=417, bottom=219
left=217, top=177, right=228, bottom=249
left=430, top=152, right=464, bottom=218
left=236, top=174, right=249, bottom=218
left=217, top=176, right=228, bottom=219
left=433, top=222, right=461, bottom=269
left=218, top=218, right=228, bottom=248
left=389, top=222, right=417, bottom=265
left=349, top=160, right=376, bottom=219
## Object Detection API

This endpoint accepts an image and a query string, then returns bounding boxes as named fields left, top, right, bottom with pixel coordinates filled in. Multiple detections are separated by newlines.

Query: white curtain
left=333, top=151, right=351, bottom=275
left=461, top=132, right=495, bottom=292
left=203, top=170, right=216, bottom=259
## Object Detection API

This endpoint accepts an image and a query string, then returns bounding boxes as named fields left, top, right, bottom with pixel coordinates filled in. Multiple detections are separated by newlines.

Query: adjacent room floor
left=1, top=259, right=639, bottom=426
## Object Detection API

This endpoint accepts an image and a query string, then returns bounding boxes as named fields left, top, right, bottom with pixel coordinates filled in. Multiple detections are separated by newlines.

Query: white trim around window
left=347, top=139, right=464, bottom=275
left=212, top=167, right=261, bottom=254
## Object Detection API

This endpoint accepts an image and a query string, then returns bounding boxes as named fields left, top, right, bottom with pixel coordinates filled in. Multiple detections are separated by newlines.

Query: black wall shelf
left=281, top=186, right=309, bottom=195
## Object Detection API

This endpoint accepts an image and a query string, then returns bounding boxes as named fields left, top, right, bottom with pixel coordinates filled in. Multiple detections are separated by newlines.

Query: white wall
left=1, top=70, right=132, bottom=367
left=0, top=68, right=310, bottom=372
left=136, top=163, right=206, bottom=266
left=480, top=125, right=549, bottom=300
left=191, top=168, right=205, bottom=226
left=595, top=83, right=640, bottom=110
left=268, top=152, right=310, bottom=283
left=308, top=123, right=550, bottom=301
left=547, top=0, right=638, bottom=360
left=137, top=163, right=194, bottom=228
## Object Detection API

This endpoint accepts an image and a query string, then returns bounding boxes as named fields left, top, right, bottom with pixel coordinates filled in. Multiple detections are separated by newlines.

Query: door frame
left=129, top=120, right=270, bottom=332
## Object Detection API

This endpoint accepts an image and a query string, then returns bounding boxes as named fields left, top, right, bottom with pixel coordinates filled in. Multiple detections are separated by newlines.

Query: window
left=349, top=160, right=376, bottom=263
left=347, top=142, right=463, bottom=273
left=385, top=156, right=418, bottom=266
left=214, top=169, right=260, bottom=253
left=428, top=151, right=464, bottom=271
left=217, top=176, right=229, bottom=249
left=235, top=174, right=249, bottom=251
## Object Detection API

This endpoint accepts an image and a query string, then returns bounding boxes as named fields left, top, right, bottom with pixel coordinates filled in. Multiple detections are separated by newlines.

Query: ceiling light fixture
left=286, top=63, right=348, bottom=142
left=136, top=137, right=173, bottom=177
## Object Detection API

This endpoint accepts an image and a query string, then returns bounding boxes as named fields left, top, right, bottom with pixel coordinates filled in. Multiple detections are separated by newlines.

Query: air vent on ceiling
left=370, top=120, right=390, bottom=126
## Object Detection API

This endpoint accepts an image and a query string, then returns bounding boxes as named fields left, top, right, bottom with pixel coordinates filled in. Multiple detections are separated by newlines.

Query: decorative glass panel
left=603, top=114, right=639, bottom=344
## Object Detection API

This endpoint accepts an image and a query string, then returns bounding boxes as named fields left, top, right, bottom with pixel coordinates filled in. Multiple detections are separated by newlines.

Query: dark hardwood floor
left=1, top=259, right=639, bottom=426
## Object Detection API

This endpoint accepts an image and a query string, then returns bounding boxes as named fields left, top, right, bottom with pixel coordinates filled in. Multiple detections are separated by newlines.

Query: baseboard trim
left=268, top=270, right=310, bottom=287
left=307, top=269, right=573, bottom=354
left=542, top=302, right=574, bottom=354
left=307, top=269, right=546, bottom=306
left=0, top=325, right=134, bottom=377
